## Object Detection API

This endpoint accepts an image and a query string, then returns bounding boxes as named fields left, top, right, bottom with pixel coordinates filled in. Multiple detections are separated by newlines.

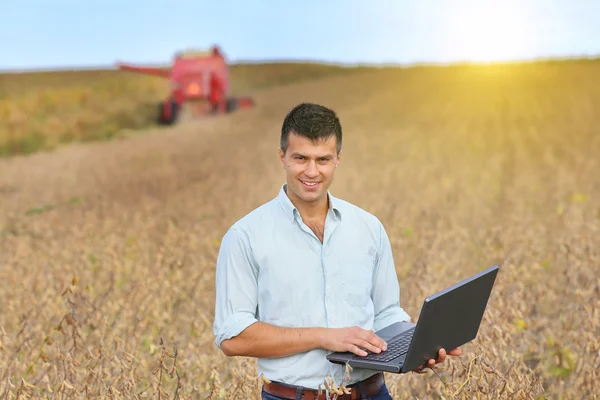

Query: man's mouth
left=300, top=180, right=320, bottom=188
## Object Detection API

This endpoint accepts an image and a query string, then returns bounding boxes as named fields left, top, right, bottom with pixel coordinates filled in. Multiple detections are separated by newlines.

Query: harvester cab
left=116, top=45, right=255, bottom=125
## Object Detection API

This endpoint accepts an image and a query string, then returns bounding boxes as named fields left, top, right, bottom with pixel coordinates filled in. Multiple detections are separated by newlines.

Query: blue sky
left=1, top=0, right=599, bottom=71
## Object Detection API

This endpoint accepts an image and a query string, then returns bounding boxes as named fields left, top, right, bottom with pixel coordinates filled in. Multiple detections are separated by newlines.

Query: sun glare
left=444, top=2, right=533, bottom=63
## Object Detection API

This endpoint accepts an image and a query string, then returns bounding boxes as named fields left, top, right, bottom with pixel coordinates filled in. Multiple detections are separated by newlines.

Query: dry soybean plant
left=1, top=60, right=600, bottom=399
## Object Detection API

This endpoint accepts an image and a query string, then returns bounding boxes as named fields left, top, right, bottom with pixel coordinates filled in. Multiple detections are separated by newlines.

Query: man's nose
left=305, top=160, right=318, bottom=177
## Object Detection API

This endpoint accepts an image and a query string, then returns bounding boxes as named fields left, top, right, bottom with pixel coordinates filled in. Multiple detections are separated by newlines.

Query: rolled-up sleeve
left=213, top=227, right=259, bottom=349
left=371, top=220, right=411, bottom=332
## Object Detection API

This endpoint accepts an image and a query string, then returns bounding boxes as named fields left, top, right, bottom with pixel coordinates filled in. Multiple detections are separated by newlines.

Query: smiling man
left=212, top=103, right=460, bottom=400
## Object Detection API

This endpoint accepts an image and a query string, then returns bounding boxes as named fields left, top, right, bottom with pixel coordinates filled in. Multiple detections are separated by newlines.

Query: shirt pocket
left=337, top=252, right=375, bottom=307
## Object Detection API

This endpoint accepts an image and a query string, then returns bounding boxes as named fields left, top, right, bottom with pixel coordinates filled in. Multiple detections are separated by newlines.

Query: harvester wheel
left=226, top=98, right=238, bottom=113
left=158, top=100, right=180, bottom=125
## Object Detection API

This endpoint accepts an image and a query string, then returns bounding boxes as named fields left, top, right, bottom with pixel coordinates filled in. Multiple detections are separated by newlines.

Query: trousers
left=261, top=383, right=393, bottom=400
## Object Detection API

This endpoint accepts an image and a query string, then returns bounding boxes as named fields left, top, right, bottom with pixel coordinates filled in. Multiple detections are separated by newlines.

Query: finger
left=436, top=348, right=447, bottom=364
left=347, top=344, right=368, bottom=357
left=372, top=338, right=387, bottom=351
left=449, top=348, right=462, bottom=356
left=361, top=331, right=387, bottom=351
left=355, top=339, right=383, bottom=354
left=371, top=334, right=388, bottom=351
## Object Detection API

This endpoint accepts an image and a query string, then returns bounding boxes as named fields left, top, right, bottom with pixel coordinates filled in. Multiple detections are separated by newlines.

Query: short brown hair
left=280, top=103, right=342, bottom=155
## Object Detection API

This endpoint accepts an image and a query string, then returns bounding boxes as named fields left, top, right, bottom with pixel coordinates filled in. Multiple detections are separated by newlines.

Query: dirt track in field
left=1, top=63, right=599, bottom=399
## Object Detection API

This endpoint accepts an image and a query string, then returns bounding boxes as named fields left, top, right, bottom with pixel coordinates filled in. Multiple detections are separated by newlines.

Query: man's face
left=279, top=131, right=341, bottom=207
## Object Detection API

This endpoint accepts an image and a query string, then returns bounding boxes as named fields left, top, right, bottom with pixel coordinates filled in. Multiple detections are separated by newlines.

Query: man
left=213, top=103, right=461, bottom=400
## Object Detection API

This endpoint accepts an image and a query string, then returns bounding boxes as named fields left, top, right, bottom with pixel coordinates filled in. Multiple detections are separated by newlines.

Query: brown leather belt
left=262, top=372, right=385, bottom=400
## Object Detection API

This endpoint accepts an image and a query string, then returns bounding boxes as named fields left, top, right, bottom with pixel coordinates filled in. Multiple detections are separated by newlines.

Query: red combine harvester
left=116, top=45, right=255, bottom=125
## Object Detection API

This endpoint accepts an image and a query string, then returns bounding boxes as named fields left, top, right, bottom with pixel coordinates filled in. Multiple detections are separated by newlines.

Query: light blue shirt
left=213, top=183, right=411, bottom=389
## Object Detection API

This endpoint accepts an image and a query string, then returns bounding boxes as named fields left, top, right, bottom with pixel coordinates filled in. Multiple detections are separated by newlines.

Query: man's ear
left=279, top=147, right=285, bottom=167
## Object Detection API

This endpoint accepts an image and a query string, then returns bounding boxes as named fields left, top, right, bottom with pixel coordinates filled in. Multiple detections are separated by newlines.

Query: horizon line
left=2, top=53, right=600, bottom=74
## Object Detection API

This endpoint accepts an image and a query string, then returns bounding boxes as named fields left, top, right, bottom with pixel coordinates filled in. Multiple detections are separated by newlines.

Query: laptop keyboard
left=354, top=327, right=415, bottom=363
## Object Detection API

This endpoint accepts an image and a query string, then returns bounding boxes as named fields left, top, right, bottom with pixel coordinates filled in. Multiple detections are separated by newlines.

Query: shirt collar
left=277, top=183, right=342, bottom=223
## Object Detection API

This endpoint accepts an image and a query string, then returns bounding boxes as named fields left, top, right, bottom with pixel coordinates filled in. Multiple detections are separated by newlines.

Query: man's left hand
left=413, top=347, right=462, bottom=373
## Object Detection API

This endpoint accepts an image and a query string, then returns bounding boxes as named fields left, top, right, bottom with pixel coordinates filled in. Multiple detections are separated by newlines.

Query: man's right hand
left=321, top=326, right=387, bottom=357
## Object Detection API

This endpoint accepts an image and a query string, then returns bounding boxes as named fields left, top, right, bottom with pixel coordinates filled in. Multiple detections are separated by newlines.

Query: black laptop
left=327, top=264, right=499, bottom=374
